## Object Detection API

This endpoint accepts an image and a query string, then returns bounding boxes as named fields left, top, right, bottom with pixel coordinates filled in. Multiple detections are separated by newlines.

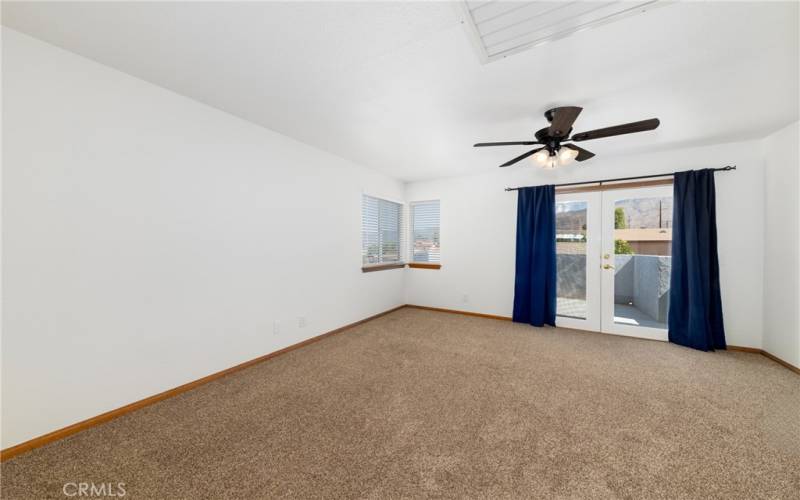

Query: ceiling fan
left=474, top=106, right=660, bottom=169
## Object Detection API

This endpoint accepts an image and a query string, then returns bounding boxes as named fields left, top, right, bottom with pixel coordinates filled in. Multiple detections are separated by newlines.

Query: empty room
left=1, top=1, right=799, bottom=498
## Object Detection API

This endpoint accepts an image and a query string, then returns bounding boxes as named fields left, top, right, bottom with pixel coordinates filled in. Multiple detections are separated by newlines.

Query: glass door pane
left=601, top=185, right=672, bottom=340
left=613, top=195, right=672, bottom=329
left=556, top=200, right=588, bottom=319
left=556, top=192, right=601, bottom=332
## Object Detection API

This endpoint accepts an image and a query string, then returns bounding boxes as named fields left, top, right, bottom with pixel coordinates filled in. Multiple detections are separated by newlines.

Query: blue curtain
left=513, top=185, right=557, bottom=327
left=668, top=169, right=726, bottom=351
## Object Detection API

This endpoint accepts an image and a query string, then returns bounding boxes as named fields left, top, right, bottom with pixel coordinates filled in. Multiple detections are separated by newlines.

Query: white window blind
left=410, top=200, right=440, bottom=263
left=362, top=194, right=403, bottom=266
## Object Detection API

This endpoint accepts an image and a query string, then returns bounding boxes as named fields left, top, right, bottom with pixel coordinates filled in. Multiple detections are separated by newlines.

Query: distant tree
left=615, top=239, right=634, bottom=255
left=614, top=207, right=627, bottom=229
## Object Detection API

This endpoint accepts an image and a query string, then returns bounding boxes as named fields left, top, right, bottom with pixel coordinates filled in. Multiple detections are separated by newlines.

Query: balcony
left=556, top=254, right=671, bottom=329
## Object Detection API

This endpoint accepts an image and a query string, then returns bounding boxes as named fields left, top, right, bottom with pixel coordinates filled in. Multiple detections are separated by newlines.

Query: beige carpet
left=2, top=308, right=799, bottom=499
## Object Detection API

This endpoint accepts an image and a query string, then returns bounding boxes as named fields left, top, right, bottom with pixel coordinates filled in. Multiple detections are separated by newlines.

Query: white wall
left=2, top=25, right=795, bottom=452
left=762, top=121, right=800, bottom=367
left=404, top=139, right=767, bottom=350
left=1, top=28, right=406, bottom=449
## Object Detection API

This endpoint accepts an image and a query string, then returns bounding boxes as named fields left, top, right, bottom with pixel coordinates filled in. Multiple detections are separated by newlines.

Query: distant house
left=615, top=228, right=672, bottom=256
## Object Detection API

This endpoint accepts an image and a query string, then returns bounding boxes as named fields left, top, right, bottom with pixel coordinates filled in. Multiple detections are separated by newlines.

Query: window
left=409, top=200, right=440, bottom=267
left=362, top=194, right=403, bottom=270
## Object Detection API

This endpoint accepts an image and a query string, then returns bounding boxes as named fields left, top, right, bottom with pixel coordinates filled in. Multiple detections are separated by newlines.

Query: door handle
left=603, top=264, right=615, bottom=270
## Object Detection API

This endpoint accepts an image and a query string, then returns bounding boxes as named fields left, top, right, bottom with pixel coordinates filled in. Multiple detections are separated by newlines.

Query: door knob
left=603, top=264, right=615, bottom=270
left=603, top=254, right=611, bottom=259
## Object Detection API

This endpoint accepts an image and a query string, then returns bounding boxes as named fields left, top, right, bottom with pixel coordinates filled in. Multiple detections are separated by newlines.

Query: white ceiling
left=3, top=1, right=798, bottom=182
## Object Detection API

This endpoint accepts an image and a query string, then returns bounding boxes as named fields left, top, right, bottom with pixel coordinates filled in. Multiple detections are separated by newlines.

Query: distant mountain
left=556, top=208, right=586, bottom=231
left=556, top=196, right=672, bottom=231
left=616, top=197, right=672, bottom=229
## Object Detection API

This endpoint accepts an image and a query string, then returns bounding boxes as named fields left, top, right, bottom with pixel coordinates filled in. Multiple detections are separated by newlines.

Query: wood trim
left=760, top=350, right=800, bottom=375
left=361, top=263, right=405, bottom=273
left=727, top=345, right=762, bottom=354
left=5, top=305, right=796, bottom=461
left=407, top=263, right=441, bottom=270
left=405, top=304, right=511, bottom=322
left=0, top=305, right=406, bottom=462
left=408, top=307, right=800, bottom=375
left=557, top=178, right=673, bottom=194
left=729, top=346, right=800, bottom=374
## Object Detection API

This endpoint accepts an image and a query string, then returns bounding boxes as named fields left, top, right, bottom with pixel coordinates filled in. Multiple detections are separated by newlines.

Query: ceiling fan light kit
left=532, top=146, right=580, bottom=169
left=474, top=107, right=660, bottom=170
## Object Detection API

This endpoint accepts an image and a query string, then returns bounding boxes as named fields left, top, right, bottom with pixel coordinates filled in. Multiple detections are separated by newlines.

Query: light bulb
left=531, top=149, right=560, bottom=169
left=531, top=149, right=550, bottom=166
left=558, top=147, right=579, bottom=166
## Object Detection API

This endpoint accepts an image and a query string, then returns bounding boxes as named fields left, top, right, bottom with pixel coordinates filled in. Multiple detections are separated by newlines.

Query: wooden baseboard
left=407, top=305, right=800, bottom=375
left=405, top=304, right=512, bottom=322
left=759, top=350, right=800, bottom=375
left=712, top=345, right=800, bottom=374
left=0, top=305, right=405, bottom=462
left=727, top=345, right=762, bottom=354
left=4, top=303, right=796, bottom=461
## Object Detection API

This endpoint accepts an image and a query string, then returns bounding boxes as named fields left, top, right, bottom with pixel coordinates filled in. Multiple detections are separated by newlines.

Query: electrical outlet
left=273, top=320, right=280, bottom=335
left=298, top=316, right=306, bottom=328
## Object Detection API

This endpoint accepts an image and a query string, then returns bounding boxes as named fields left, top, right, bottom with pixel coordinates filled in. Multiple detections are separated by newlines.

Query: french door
left=555, top=185, right=673, bottom=341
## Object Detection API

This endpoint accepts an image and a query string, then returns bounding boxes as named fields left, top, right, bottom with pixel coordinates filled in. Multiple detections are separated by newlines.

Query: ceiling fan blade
left=562, top=144, right=595, bottom=162
left=548, top=106, right=582, bottom=137
left=571, top=118, right=660, bottom=142
left=500, top=147, right=544, bottom=168
left=474, top=141, right=540, bottom=147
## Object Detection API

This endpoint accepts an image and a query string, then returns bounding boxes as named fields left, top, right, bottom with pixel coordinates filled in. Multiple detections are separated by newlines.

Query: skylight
left=462, top=1, right=664, bottom=63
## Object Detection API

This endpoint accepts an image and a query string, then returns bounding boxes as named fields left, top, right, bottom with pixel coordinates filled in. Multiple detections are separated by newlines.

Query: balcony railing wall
left=556, top=254, right=672, bottom=323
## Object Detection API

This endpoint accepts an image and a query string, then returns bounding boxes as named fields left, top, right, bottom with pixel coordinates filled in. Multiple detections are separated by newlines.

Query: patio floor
left=556, top=298, right=666, bottom=330
left=556, top=297, right=588, bottom=319
left=613, top=303, right=666, bottom=329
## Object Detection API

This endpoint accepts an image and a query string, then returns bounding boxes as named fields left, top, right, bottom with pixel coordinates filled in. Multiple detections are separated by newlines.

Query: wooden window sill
left=408, top=263, right=441, bottom=270
left=362, top=263, right=406, bottom=273
left=361, top=263, right=442, bottom=272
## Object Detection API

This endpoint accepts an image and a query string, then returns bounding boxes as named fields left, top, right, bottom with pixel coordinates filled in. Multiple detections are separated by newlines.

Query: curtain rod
left=504, top=165, right=737, bottom=192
